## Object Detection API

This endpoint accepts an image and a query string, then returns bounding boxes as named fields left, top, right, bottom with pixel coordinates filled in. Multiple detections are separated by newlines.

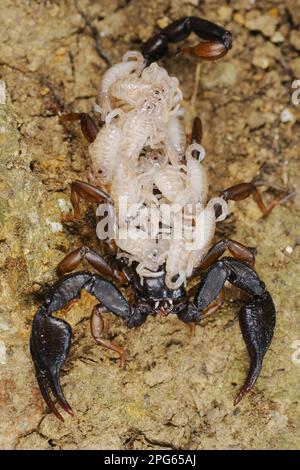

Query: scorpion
left=30, top=16, right=277, bottom=421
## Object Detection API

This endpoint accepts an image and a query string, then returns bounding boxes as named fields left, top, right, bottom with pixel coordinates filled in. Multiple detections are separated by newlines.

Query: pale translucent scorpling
left=89, top=52, right=228, bottom=289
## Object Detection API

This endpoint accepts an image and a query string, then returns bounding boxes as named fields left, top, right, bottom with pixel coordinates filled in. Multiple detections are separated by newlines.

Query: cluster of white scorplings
left=89, top=51, right=228, bottom=289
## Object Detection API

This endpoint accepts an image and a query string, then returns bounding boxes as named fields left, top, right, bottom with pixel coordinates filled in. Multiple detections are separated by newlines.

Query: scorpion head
left=152, top=298, right=175, bottom=317
left=141, top=87, right=167, bottom=116
left=131, top=267, right=188, bottom=316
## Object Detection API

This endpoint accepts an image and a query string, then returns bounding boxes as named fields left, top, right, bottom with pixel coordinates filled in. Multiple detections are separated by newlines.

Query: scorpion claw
left=186, top=258, right=276, bottom=403
left=30, top=306, right=73, bottom=419
left=30, top=272, right=136, bottom=418
left=35, top=371, right=63, bottom=421
left=235, top=291, right=276, bottom=404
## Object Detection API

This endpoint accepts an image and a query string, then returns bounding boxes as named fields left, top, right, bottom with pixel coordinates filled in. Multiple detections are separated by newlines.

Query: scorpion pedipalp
left=178, top=257, right=276, bottom=404
left=30, top=272, right=151, bottom=418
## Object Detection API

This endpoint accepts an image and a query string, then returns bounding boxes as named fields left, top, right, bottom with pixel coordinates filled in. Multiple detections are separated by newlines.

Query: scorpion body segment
left=165, top=115, right=186, bottom=163
left=142, top=16, right=232, bottom=64
left=30, top=16, right=278, bottom=420
left=89, top=120, right=123, bottom=182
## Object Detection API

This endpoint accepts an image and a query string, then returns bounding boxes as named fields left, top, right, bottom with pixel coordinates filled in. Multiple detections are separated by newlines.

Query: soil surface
left=0, top=0, right=299, bottom=450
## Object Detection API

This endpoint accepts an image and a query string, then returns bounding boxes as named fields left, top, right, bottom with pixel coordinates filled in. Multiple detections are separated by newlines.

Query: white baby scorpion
left=83, top=51, right=229, bottom=288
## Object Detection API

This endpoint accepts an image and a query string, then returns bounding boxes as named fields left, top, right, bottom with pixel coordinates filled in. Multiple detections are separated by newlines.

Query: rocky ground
left=0, top=0, right=299, bottom=450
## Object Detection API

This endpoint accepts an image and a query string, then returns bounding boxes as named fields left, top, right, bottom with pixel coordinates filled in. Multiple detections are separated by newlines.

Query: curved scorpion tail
left=30, top=271, right=132, bottom=420
left=235, top=290, right=276, bottom=405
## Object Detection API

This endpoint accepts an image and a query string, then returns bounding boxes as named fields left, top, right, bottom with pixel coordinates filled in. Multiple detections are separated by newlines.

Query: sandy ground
left=0, top=0, right=299, bottom=450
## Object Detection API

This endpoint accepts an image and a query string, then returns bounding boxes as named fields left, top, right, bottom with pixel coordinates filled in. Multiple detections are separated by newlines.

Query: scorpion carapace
left=30, top=16, right=277, bottom=421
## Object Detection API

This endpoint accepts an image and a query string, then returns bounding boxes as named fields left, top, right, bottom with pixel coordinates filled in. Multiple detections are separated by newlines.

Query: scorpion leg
left=103, top=239, right=118, bottom=256
left=220, top=182, right=277, bottom=216
left=30, top=272, right=150, bottom=419
left=63, top=180, right=113, bottom=222
left=191, top=239, right=257, bottom=279
left=179, top=257, right=276, bottom=404
left=190, top=116, right=203, bottom=159
left=191, top=116, right=203, bottom=145
left=142, top=16, right=232, bottom=64
left=56, top=246, right=127, bottom=285
left=90, top=304, right=126, bottom=368
left=187, top=287, right=225, bottom=318
left=185, top=289, right=225, bottom=336
left=59, top=112, right=99, bottom=143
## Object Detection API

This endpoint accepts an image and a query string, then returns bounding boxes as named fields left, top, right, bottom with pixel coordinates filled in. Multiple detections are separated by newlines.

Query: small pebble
left=46, top=219, right=63, bottom=233
left=157, top=17, right=169, bottom=29
left=290, top=30, right=300, bottom=51
left=268, top=7, right=279, bottom=18
left=245, top=13, right=277, bottom=38
left=0, top=80, right=6, bottom=105
left=182, top=0, right=199, bottom=5
left=290, top=58, right=300, bottom=77
left=201, top=62, right=239, bottom=89
left=0, top=322, right=9, bottom=331
left=280, top=108, right=294, bottom=123
left=55, top=46, right=67, bottom=56
left=233, top=13, right=245, bottom=25
left=287, top=0, right=300, bottom=26
left=218, top=6, right=233, bottom=22
left=0, top=340, right=6, bottom=365
left=252, top=43, right=279, bottom=69
left=285, top=246, right=293, bottom=254
left=40, top=87, right=50, bottom=96
left=271, top=32, right=285, bottom=43
left=252, top=56, right=270, bottom=69
left=248, top=111, right=266, bottom=130
left=138, top=25, right=153, bottom=42
left=58, top=198, right=70, bottom=213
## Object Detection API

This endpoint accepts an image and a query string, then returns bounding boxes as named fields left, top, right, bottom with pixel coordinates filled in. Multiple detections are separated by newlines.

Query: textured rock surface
left=0, top=0, right=299, bottom=450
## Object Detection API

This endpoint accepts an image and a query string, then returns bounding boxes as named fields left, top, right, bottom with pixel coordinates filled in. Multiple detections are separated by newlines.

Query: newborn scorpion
left=31, top=17, right=277, bottom=420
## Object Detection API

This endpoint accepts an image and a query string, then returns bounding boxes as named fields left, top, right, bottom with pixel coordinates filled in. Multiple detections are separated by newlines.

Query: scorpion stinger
left=141, top=16, right=233, bottom=64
